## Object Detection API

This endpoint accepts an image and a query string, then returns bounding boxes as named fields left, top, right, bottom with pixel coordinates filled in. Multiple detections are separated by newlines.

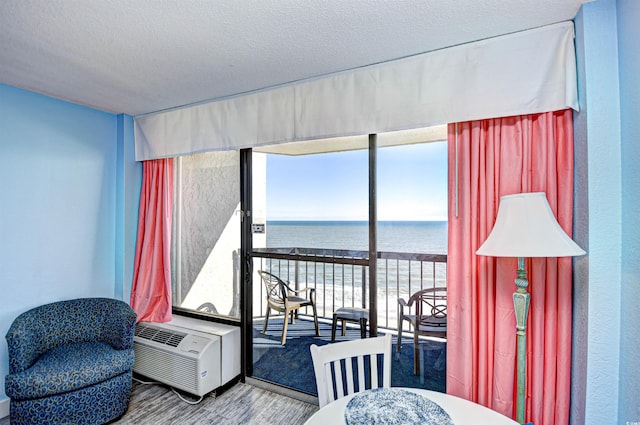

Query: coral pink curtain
left=130, top=158, right=174, bottom=323
left=446, top=109, right=574, bottom=425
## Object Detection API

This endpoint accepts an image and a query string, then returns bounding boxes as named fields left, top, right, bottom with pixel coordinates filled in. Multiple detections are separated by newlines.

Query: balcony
left=251, top=247, right=447, bottom=396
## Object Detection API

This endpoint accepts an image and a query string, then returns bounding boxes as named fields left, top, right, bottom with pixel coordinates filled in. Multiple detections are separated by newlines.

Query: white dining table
left=303, top=387, right=519, bottom=425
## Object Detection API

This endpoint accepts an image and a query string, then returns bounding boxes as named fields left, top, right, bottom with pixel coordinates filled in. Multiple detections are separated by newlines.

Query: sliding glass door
left=249, top=141, right=370, bottom=394
left=375, top=141, right=448, bottom=392
left=376, top=141, right=448, bottom=327
left=247, top=135, right=448, bottom=395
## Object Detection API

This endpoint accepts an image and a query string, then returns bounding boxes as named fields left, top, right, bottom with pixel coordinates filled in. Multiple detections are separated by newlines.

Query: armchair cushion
left=6, top=341, right=134, bottom=400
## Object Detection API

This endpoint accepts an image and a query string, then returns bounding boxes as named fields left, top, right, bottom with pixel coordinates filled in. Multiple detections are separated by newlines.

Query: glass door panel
left=376, top=141, right=448, bottom=391
left=171, top=150, right=241, bottom=320
left=250, top=143, right=369, bottom=394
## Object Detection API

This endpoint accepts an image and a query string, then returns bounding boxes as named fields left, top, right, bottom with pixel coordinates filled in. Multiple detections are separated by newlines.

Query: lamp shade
left=476, top=192, right=586, bottom=258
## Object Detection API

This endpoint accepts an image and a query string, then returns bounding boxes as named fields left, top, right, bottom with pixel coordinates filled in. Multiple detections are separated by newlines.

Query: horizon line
left=265, top=219, right=448, bottom=222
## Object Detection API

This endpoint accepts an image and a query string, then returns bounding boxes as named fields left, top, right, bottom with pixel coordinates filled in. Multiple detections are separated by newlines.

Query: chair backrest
left=258, top=270, right=287, bottom=303
left=310, top=334, right=392, bottom=408
left=5, top=298, right=136, bottom=374
left=411, top=287, right=447, bottom=317
left=410, top=287, right=447, bottom=333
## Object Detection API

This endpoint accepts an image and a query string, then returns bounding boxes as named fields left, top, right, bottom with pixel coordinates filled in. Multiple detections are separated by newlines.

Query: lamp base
left=513, top=257, right=530, bottom=424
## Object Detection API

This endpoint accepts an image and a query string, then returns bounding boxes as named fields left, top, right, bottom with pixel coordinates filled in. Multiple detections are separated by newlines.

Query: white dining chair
left=310, top=334, right=392, bottom=408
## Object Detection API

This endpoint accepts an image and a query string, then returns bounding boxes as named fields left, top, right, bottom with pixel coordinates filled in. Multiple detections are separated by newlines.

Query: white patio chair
left=310, top=334, right=392, bottom=408
left=258, top=270, right=319, bottom=345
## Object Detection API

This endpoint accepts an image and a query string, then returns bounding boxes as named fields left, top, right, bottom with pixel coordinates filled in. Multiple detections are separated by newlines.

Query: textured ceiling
left=0, top=0, right=589, bottom=116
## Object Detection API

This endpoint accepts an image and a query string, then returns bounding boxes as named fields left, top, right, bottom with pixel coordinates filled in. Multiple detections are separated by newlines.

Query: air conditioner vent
left=133, top=321, right=224, bottom=397
left=135, top=323, right=187, bottom=347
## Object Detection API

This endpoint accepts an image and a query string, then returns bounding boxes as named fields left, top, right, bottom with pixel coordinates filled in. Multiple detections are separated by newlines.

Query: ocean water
left=265, top=220, right=447, bottom=254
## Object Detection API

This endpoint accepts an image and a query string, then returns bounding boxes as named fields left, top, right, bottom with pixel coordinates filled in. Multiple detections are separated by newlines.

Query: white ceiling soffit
left=254, top=125, right=448, bottom=156
left=0, top=0, right=589, bottom=116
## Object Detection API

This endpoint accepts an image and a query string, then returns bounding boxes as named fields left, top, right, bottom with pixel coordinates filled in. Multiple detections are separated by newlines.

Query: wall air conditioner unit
left=133, top=322, right=221, bottom=397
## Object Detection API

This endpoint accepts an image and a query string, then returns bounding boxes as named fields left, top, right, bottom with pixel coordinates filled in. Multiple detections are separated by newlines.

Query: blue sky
left=266, top=141, right=448, bottom=221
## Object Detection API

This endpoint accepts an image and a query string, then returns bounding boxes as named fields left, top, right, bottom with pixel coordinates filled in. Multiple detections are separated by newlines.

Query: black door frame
left=240, top=141, right=379, bottom=378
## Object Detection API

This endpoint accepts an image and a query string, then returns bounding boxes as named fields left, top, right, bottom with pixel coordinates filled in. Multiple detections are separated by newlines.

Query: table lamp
left=476, top=192, right=585, bottom=424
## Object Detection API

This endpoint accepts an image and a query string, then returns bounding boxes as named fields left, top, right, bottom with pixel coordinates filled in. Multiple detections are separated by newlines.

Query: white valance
left=134, top=21, right=578, bottom=161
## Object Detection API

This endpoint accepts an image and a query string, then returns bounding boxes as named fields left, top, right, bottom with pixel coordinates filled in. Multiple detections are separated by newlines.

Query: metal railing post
left=361, top=267, right=367, bottom=309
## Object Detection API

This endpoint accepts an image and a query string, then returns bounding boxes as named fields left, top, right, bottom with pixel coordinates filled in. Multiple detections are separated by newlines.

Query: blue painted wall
left=574, top=1, right=640, bottom=424
left=575, top=2, right=623, bottom=424
left=617, top=0, right=640, bottom=422
left=571, top=8, right=591, bottom=425
left=115, top=114, right=142, bottom=302
left=0, top=84, right=140, bottom=403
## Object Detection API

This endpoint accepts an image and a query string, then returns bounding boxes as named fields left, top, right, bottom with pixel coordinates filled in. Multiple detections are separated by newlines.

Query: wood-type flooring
left=0, top=380, right=318, bottom=425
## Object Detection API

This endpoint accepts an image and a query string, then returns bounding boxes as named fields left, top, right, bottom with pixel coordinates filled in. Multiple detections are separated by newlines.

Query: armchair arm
left=280, top=280, right=314, bottom=295
left=5, top=314, right=46, bottom=374
left=280, top=280, right=316, bottom=303
left=288, top=286, right=314, bottom=294
left=100, top=299, right=137, bottom=350
left=397, top=298, right=408, bottom=320
left=299, top=287, right=316, bottom=302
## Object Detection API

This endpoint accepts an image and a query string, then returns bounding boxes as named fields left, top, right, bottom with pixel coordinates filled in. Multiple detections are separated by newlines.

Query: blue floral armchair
left=5, top=297, right=137, bottom=425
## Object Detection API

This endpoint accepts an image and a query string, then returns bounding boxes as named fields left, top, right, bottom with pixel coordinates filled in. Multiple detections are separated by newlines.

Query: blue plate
left=345, top=388, right=454, bottom=425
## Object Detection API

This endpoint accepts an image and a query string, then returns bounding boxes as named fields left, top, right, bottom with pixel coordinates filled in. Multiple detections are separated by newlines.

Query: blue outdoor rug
left=252, top=318, right=446, bottom=395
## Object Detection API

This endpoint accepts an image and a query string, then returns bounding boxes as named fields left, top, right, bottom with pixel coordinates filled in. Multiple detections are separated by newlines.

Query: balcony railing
left=252, top=247, right=447, bottom=331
